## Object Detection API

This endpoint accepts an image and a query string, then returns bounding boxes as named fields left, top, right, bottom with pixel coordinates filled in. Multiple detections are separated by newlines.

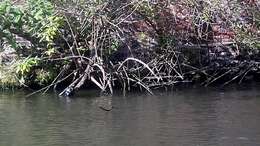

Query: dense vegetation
left=0, top=0, right=259, bottom=96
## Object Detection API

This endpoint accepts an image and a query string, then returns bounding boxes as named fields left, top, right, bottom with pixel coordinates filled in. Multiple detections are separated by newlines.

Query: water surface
left=1, top=85, right=260, bottom=146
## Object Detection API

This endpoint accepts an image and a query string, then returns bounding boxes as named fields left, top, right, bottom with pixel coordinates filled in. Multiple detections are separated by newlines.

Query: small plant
left=35, top=68, right=55, bottom=85
left=16, top=57, right=40, bottom=84
left=0, top=64, right=19, bottom=89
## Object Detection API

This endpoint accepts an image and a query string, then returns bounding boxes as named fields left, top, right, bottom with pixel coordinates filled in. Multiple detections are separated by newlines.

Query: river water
left=1, top=85, right=260, bottom=146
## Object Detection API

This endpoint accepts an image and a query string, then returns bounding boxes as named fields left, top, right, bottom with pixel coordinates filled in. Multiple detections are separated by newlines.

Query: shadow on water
left=1, top=83, right=260, bottom=146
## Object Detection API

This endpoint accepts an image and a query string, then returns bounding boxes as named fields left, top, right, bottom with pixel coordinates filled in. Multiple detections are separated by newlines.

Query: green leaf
left=34, top=9, right=43, bottom=20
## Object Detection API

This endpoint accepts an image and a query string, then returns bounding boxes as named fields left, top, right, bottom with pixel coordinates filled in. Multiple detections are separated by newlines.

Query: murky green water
left=1, top=85, right=260, bottom=146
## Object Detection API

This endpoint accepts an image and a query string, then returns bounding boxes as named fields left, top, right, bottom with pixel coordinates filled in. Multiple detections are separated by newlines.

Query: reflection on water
left=1, top=85, right=260, bottom=146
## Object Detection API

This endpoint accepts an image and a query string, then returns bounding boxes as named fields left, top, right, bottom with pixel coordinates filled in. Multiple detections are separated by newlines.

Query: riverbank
left=0, top=0, right=259, bottom=96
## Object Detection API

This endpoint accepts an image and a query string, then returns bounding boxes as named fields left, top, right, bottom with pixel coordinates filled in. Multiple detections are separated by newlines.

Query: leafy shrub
left=15, top=57, right=40, bottom=84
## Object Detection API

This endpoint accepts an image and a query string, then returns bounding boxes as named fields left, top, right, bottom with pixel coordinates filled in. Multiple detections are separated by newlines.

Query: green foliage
left=0, top=64, right=19, bottom=89
left=16, top=57, right=40, bottom=84
left=40, top=16, right=63, bottom=43
left=0, top=0, right=63, bottom=87
left=0, top=0, right=63, bottom=49
left=0, top=1, right=23, bottom=26
left=137, top=1, right=155, bottom=18
left=0, top=1, right=23, bottom=48
left=25, top=0, right=63, bottom=44
left=14, top=57, right=56, bottom=86
left=35, top=68, right=55, bottom=85
left=232, top=1, right=260, bottom=50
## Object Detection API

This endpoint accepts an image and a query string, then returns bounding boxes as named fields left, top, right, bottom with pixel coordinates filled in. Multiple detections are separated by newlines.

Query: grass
left=0, top=63, right=19, bottom=89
